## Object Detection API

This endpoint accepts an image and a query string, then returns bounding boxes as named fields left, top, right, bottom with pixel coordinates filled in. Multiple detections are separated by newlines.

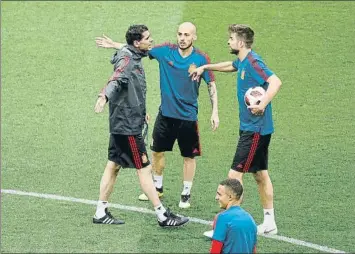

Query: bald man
left=96, top=22, right=219, bottom=209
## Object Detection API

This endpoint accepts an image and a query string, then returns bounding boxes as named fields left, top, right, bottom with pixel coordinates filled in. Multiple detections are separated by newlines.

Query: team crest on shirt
left=241, top=69, right=246, bottom=80
left=188, top=63, right=197, bottom=75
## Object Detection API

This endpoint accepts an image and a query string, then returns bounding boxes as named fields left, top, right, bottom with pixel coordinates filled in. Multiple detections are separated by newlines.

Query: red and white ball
left=244, top=86, right=266, bottom=106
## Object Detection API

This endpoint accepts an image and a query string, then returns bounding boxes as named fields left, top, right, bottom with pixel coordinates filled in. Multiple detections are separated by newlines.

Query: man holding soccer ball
left=190, top=24, right=282, bottom=236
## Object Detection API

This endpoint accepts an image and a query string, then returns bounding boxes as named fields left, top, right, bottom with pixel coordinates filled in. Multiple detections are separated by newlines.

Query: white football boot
left=257, top=222, right=278, bottom=235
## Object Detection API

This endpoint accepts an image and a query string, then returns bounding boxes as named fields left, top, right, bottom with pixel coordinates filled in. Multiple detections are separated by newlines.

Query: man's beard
left=137, top=48, right=149, bottom=56
left=179, top=41, right=193, bottom=50
left=230, top=49, right=239, bottom=55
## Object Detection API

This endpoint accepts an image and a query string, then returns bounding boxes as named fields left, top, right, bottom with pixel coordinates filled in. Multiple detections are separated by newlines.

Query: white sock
left=181, top=181, right=192, bottom=195
left=263, top=208, right=275, bottom=225
left=154, top=204, right=167, bottom=221
left=95, top=200, right=108, bottom=218
left=153, top=175, right=163, bottom=189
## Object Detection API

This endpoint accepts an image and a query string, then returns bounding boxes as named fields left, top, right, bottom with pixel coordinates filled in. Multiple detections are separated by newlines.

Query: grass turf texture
left=2, top=1, right=355, bottom=253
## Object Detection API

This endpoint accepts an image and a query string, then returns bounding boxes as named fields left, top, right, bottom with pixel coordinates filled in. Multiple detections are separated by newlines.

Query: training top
left=232, top=50, right=274, bottom=135
left=149, top=42, right=215, bottom=121
left=213, top=206, right=257, bottom=253
left=101, top=45, right=148, bottom=135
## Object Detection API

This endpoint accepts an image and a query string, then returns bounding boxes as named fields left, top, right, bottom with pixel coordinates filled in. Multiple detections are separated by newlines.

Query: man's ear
left=193, top=35, right=197, bottom=41
left=133, top=40, right=140, bottom=47
left=239, top=40, right=244, bottom=48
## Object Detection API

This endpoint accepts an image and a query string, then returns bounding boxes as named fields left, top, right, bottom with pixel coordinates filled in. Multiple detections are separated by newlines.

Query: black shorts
left=231, top=130, right=271, bottom=173
left=108, top=133, right=150, bottom=169
left=150, top=111, right=201, bottom=158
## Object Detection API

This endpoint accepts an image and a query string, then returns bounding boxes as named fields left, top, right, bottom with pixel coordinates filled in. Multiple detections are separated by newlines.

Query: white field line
left=1, top=189, right=346, bottom=253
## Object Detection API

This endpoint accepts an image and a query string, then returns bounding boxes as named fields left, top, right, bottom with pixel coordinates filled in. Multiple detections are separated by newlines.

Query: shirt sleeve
left=212, top=214, right=228, bottom=243
left=210, top=240, right=223, bottom=254
left=248, top=58, right=274, bottom=84
left=201, top=54, right=215, bottom=84
left=148, top=42, right=171, bottom=61
left=100, top=56, right=131, bottom=101
left=232, top=59, right=239, bottom=71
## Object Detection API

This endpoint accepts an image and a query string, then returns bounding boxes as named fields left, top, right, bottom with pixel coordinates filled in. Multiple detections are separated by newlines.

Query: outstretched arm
left=202, top=61, right=236, bottom=72
left=207, top=81, right=219, bottom=131
left=190, top=61, right=236, bottom=81
left=95, top=34, right=126, bottom=49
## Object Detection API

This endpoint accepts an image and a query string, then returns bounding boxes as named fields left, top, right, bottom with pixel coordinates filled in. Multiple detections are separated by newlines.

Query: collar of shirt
left=126, top=45, right=148, bottom=59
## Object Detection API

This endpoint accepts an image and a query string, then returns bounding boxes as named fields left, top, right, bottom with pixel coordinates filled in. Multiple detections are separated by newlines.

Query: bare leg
left=99, top=160, right=120, bottom=201
left=253, top=170, right=274, bottom=209
left=228, top=169, right=244, bottom=185
left=152, top=151, right=165, bottom=189
left=152, top=151, right=165, bottom=176
left=179, top=157, right=196, bottom=208
left=137, top=164, right=161, bottom=207
left=183, top=157, right=196, bottom=182
left=138, top=152, right=165, bottom=201
left=137, top=159, right=168, bottom=222
left=95, top=160, right=120, bottom=218
left=253, top=170, right=277, bottom=234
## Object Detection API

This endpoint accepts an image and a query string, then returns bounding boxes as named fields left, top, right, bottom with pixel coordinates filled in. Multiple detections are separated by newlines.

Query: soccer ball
left=244, top=86, right=266, bottom=106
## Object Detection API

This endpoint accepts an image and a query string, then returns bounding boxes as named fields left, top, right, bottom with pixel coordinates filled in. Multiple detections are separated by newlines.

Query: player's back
left=221, top=206, right=257, bottom=253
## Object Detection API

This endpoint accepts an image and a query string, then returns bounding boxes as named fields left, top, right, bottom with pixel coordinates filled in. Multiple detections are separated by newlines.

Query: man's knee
left=253, top=170, right=270, bottom=184
left=152, top=151, right=164, bottom=160
left=106, top=160, right=120, bottom=174
left=183, top=157, right=195, bottom=164
left=228, top=169, right=243, bottom=181
left=152, top=152, right=165, bottom=172
left=137, top=164, right=152, bottom=176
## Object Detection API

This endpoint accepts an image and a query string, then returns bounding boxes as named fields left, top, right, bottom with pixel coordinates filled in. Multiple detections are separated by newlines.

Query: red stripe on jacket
left=99, top=56, right=130, bottom=96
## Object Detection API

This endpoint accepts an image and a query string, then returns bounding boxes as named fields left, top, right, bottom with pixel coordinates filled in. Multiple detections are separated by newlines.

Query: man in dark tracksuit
left=93, top=25, right=189, bottom=227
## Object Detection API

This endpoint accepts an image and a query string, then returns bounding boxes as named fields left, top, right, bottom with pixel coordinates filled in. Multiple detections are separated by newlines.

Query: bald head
left=178, top=22, right=197, bottom=36
left=177, top=22, right=197, bottom=50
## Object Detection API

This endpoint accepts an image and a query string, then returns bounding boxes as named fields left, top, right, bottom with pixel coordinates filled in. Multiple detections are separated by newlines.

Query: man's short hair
left=125, top=25, right=149, bottom=45
left=219, top=178, right=243, bottom=200
left=228, top=24, right=254, bottom=48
